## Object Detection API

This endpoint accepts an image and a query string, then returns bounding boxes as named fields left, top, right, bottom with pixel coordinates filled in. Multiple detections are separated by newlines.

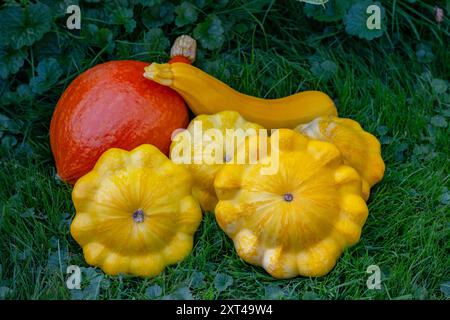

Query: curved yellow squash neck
left=144, top=62, right=337, bottom=129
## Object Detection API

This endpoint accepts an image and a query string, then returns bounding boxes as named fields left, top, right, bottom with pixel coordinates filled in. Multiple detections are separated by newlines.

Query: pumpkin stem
left=169, top=35, right=197, bottom=64
left=132, top=209, right=145, bottom=223
left=283, top=193, right=294, bottom=202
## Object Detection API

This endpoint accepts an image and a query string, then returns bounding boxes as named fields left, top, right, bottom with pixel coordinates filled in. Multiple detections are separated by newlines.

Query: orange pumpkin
left=50, top=36, right=197, bottom=184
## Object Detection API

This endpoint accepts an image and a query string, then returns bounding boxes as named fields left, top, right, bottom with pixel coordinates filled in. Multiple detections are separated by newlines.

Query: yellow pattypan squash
left=295, top=116, right=385, bottom=200
left=170, top=110, right=263, bottom=212
left=214, top=129, right=368, bottom=278
left=70, top=144, right=202, bottom=277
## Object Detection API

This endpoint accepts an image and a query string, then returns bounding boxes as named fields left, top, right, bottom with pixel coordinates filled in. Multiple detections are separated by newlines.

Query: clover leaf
left=309, top=55, right=338, bottom=81
left=84, top=7, right=109, bottom=21
left=430, top=115, right=447, bottom=128
left=40, top=0, right=80, bottom=17
left=431, top=78, right=448, bottom=95
left=1, top=136, right=17, bottom=151
left=344, top=1, right=386, bottom=40
left=110, top=7, right=136, bottom=33
left=162, top=286, right=193, bottom=300
left=34, top=33, right=86, bottom=72
left=83, top=24, right=115, bottom=52
left=175, top=2, right=198, bottom=27
left=190, top=271, right=206, bottom=289
left=302, top=291, right=321, bottom=300
left=194, top=15, right=225, bottom=50
left=214, top=273, right=233, bottom=292
left=29, top=58, right=63, bottom=94
left=0, top=287, right=12, bottom=299
left=376, top=125, right=389, bottom=136
left=70, top=268, right=104, bottom=300
left=0, top=48, right=27, bottom=79
left=135, top=0, right=164, bottom=6
left=34, top=33, right=62, bottom=61
left=440, top=189, right=450, bottom=205
left=213, top=0, right=230, bottom=9
left=304, top=0, right=353, bottom=22
left=441, top=107, right=450, bottom=118
left=128, top=28, right=169, bottom=60
left=0, top=3, right=52, bottom=50
left=143, top=28, right=170, bottom=52
left=301, top=0, right=330, bottom=3
left=264, top=285, right=286, bottom=299
left=415, top=43, right=434, bottom=63
left=440, top=282, right=450, bottom=297
left=194, top=0, right=207, bottom=8
left=145, top=285, right=163, bottom=299
left=47, top=246, right=68, bottom=273
left=142, top=2, right=174, bottom=28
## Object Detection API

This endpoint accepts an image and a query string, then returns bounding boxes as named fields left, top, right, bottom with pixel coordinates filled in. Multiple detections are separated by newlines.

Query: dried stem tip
left=170, top=35, right=197, bottom=63
left=132, top=209, right=145, bottom=223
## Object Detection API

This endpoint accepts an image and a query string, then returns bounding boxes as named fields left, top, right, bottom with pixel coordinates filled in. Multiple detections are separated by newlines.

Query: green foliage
left=0, top=0, right=448, bottom=300
left=194, top=15, right=225, bottom=50
left=162, top=286, right=193, bottom=300
left=0, top=3, right=52, bottom=49
left=109, top=7, right=136, bottom=33
left=214, top=273, right=233, bottom=292
left=70, top=267, right=105, bottom=300
left=0, top=113, right=31, bottom=159
left=303, top=0, right=448, bottom=42
left=0, top=0, right=277, bottom=102
left=304, top=0, right=354, bottom=22
left=415, top=43, right=435, bottom=63
left=0, top=0, right=447, bottom=104
left=141, top=2, right=174, bottom=28
left=29, top=58, right=63, bottom=94
left=145, top=284, right=163, bottom=299
left=175, top=2, right=198, bottom=27
left=143, top=28, right=170, bottom=53
left=0, top=48, right=27, bottom=79
left=344, top=1, right=386, bottom=40
left=264, top=285, right=286, bottom=299
left=190, top=271, right=206, bottom=289
left=309, top=54, right=338, bottom=81
left=440, top=282, right=450, bottom=297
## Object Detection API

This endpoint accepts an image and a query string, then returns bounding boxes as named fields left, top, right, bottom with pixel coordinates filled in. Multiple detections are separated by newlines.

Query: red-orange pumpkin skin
left=50, top=60, right=189, bottom=184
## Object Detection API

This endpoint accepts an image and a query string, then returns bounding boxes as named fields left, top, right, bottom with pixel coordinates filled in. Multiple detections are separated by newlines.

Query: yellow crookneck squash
left=214, top=129, right=368, bottom=278
left=170, top=110, right=263, bottom=212
left=144, top=62, right=337, bottom=129
left=295, top=116, right=385, bottom=200
left=70, top=144, right=202, bottom=277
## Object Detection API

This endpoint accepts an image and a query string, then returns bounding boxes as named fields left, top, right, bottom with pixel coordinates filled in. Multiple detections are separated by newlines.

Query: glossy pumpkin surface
left=214, top=129, right=368, bottom=278
left=295, top=116, right=385, bottom=199
left=170, top=111, right=263, bottom=212
left=50, top=60, right=189, bottom=184
left=70, top=144, right=202, bottom=277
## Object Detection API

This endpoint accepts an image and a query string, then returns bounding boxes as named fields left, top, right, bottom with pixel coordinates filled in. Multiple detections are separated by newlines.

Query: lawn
left=0, top=0, right=449, bottom=300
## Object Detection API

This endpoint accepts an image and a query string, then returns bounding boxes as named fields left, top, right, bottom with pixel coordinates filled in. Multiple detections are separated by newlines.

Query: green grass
left=1, top=9, right=449, bottom=300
